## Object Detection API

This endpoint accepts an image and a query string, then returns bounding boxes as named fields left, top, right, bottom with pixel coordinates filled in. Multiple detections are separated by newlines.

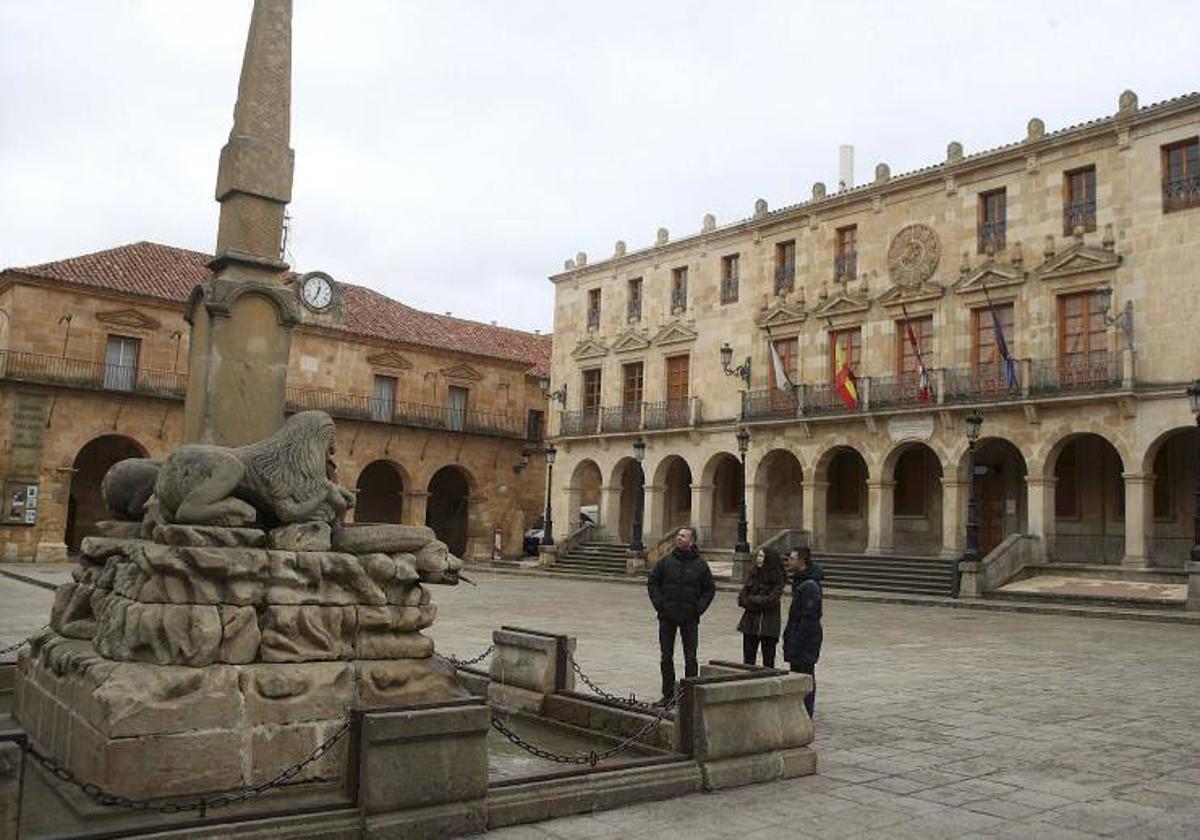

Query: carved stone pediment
left=366, top=350, right=413, bottom=371
left=652, top=320, right=698, bottom=347
left=812, top=288, right=870, bottom=319
left=877, top=281, right=944, bottom=310
left=953, top=261, right=1027, bottom=295
left=571, top=337, right=609, bottom=360
left=1035, top=241, right=1121, bottom=282
left=756, top=299, right=808, bottom=330
left=96, top=308, right=161, bottom=331
left=439, top=362, right=483, bottom=381
left=611, top=329, right=651, bottom=354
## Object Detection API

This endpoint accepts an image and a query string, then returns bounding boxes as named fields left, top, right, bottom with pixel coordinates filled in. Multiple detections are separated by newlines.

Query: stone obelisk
left=183, top=0, right=300, bottom=447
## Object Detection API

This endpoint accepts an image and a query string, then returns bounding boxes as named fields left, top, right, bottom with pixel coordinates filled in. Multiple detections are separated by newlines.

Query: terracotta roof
left=6, top=241, right=552, bottom=376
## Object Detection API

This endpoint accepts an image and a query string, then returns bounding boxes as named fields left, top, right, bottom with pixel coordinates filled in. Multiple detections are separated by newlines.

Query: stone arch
left=958, top=437, right=1029, bottom=556
left=1045, top=432, right=1126, bottom=564
left=883, top=441, right=944, bottom=556
left=65, top=434, right=149, bottom=552
left=752, top=448, right=803, bottom=542
left=610, top=455, right=644, bottom=543
left=700, top=452, right=742, bottom=549
left=817, top=445, right=869, bottom=553
left=426, top=464, right=476, bottom=558
left=566, top=459, right=603, bottom=527
left=1140, top=426, right=1197, bottom=566
left=650, top=454, right=692, bottom=538
left=354, top=459, right=407, bottom=524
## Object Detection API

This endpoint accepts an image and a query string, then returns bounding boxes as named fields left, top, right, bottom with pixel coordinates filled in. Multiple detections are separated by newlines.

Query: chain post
left=554, top=635, right=569, bottom=693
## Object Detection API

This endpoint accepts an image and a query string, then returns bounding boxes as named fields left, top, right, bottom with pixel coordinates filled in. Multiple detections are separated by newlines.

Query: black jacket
left=647, top=547, right=716, bottom=625
left=736, top=569, right=784, bottom=638
left=783, top=563, right=823, bottom=666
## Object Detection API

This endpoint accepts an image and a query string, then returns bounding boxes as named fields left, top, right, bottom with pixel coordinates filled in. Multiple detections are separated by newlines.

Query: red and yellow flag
left=835, top=339, right=859, bottom=409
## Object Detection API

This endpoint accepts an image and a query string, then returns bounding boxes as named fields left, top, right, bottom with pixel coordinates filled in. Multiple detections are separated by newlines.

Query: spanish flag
left=835, top=339, right=859, bottom=409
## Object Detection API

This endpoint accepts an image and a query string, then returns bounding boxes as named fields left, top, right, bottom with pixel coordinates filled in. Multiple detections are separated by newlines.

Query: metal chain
left=567, top=653, right=660, bottom=712
left=490, top=685, right=682, bottom=767
left=23, top=718, right=351, bottom=815
left=436, top=644, right=494, bottom=668
left=0, top=626, right=47, bottom=656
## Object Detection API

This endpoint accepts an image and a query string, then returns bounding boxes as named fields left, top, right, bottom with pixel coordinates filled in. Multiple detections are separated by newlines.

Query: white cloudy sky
left=1, top=1, right=1197, bottom=333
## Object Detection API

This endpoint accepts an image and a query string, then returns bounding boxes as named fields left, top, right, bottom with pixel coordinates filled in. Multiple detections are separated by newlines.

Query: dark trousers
left=790, top=662, right=816, bottom=718
left=658, top=619, right=698, bottom=697
left=742, top=634, right=778, bottom=668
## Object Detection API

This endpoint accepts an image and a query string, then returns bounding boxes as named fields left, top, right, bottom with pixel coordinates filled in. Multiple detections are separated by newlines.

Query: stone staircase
left=814, top=552, right=959, bottom=597
left=550, top=540, right=632, bottom=577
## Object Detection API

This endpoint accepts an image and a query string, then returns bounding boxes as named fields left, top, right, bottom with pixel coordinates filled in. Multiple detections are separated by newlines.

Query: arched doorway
left=1143, top=427, right=1197, bottom=567
left=823, top=447, right=868, bottom=552
left=755, top=449, right=803, bottom=544
left=970, top=438, right=1028, bottom=556
left=66, top=435, right=147, bottom=552
left=886, top=443, right=944, bottom=556
left=1050, top=433, right=1125, bottom=564
left=653, top=456, right=693, bottom=538
left=426, top=466, right=473, bottom=558
left=567, top=460, right=602, bottom=530
left=612, top=457, right=642, bottom=543
left=355, top=460, right=404, bottom=524
left=705, top=453, right=742, bottom=549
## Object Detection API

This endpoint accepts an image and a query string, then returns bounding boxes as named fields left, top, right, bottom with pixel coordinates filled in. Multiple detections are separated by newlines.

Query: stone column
left=690, top=484, right=714, bottom=542
left=1026, top=476, right=1056, bottom=563
left=1122, top=472, right=1151, bottom=568
left=403, top=491, right=429, bottom=527
left=801, top=480, right=828, bottom=550
left=643, top=484, right=665, bottom=544
left=865, top=480, right=895, bottom=555
left=747, top=481, right=766, bottom=547
left=940, top=479, right=967, bottom=558
left=598, top=484, right=623, bottom=538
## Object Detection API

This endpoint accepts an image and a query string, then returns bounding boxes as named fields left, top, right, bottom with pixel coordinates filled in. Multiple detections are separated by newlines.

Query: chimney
left=838, top=145, right=854, bottom=191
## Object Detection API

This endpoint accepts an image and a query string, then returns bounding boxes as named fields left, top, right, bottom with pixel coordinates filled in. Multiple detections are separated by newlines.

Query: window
left=446, top=385, right=468, bottom=432
left=581, top=368, right=602, bottom=411
left=622, top=361, right=644, bottom=406
left=977, top=188, right=1007, bottom=253
left=1054, top=441, right=1079, bottom=518
left=835, top=225, right=857, bottom=282
left=1162, top=137, right=1200, bottom=212
left=627, top=277, right=642, bottom=321
left=104, top=335, right=140, bottom=392
left=829, top=327, right=862, bottom=381
left=665, top=354, right=689, bottom=425
left=1058, top=290, right=1108, bottom=385
left=371, top=374, right=397, bottom=422
left=526, top=409, right=545, bottom=443
left=720, top=254, right=739, bottom=304
left=972, top=303, right=1015, bottom=392
left=896, top=315, right=933, bottom=376
left=768, top=337, right=799, bottom=389
left=671, top=267, right=688, bottom=312
left=894, top=448, right=930, bottom=517
left=775, top=240, right=796, bottom=294
left=1063, top=166, right=1097, bottom=235
left=586, top=288, right=601, bottom=329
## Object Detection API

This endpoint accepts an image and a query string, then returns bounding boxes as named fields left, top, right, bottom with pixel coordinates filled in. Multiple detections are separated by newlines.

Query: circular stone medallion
left=887, top=223, right=941, bottom=286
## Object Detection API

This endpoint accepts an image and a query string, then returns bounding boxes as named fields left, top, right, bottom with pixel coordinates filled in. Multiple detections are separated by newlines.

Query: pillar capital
left=1121, top=471, right=1153, bottom=484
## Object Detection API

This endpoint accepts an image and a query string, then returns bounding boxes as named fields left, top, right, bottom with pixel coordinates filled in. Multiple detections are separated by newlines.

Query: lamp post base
left=731, top=550, right=752, bottom=583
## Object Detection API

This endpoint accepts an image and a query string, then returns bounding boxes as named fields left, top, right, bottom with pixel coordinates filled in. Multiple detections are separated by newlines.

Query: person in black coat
left=647, top=526, right=716, bottom=702
left=783, top=546, right=823, bottom=719
left=736, top=546, right=785, bottom=667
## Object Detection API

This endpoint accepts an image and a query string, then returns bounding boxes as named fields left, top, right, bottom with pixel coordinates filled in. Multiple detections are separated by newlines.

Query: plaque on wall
left=886, top=415, right=934, bottom=442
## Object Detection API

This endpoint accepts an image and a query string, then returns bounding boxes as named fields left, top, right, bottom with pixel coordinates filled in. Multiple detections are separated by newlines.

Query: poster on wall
left=3, top=479, right=38, bottom=526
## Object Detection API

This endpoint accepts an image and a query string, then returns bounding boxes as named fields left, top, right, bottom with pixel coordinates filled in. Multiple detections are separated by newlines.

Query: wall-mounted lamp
left=538, top=374, right=568, bottom=406
left=1095, top=287, right=1134, bottom=346
left=720, top=342, right=751, bottom=386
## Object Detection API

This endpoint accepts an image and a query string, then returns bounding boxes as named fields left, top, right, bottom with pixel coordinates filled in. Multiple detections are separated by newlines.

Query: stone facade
left=0, top=244, right=551, bottom=563
left=547, top=91, right=1200, bottom=568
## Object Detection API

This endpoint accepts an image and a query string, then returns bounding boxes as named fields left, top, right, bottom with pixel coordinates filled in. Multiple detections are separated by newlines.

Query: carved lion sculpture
left=153, top=410, right=356, bottom=527
left=101, top=458, right=162, bottom=521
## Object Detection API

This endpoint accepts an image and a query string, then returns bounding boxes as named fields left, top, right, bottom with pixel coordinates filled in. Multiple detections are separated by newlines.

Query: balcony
left=1163, top=175, right=1200, bottom=212
left=834, top=251, right=857, bottom=283
left=560, top=408, right=600, bottom=437
left=586, top=309, right=600, bottom=329
left=557, top=398, right=699, bottom=438
left=0, top=349, right=187, bottom=399
left=600, top=403, right=643, bottom=433
left=286, top=387, right=530, bottom=440
left=670, top=288, right=688, bottom=313
left=774, top=265, right=795, bottom=295
left=720, top=276, right=739, bottom=304
left=1062, top=200, right=1096, bottom=235
left=626, top=299, right=641, bottom=321
left=977, top=219, right=1006, bottom=253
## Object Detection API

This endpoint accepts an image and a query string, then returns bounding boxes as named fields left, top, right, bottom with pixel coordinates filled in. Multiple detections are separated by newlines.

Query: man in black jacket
left=647, top=527, right=716, bottom=703
left=783, top=547, right=823, bottom=719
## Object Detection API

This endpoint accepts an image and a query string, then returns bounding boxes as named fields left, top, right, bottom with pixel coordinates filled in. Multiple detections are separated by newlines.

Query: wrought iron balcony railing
left=643, top=397, right=695, bottom=431
left=741, top=388, right=798, bottom=421
left=0, top=349, right=187, bottom=398
left=1028, top=352, right=1120, bottom=395
left=627, top=300, right=642, bottom=321
left=285, top=387, right=528, bottom=440
left=774, top=265, right=795, bottom=295
left=560, top=408, right=600, bottom=437
left=720, top=276, right=739, bottom=304
left=670, top=288, right=688, bottom=313
left=1063, top=200, right=1097, bottom=234
left=1144, top=535, right=1192, bottom=570
left=600, top=403, right=643, bottom=433
left=977, top=219, right=1006, bottom=253
left=869, top=371, right=936, bottom=409
left=833, top=251, right=857, bottom=282
left=586, top=309, right=600, bottom=329
left=942, top=362, right=1023, bottom=404
left=1163, top=175, right=1200, bottom=212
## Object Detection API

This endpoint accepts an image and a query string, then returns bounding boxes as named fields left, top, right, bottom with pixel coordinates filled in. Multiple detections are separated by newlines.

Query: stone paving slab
left=996, top=574, right=1186, bottom=604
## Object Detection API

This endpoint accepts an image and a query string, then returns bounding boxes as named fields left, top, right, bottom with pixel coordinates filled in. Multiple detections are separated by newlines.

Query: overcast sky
left=2, top=1, right=1197, bottom=333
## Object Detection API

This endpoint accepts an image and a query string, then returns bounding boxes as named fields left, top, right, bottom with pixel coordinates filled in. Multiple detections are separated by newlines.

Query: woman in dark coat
left=736, top=546, right=785, bottom=667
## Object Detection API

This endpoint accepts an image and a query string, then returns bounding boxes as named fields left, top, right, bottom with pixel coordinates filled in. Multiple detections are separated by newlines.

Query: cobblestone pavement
left=2, top=567, right=1199, bottom=837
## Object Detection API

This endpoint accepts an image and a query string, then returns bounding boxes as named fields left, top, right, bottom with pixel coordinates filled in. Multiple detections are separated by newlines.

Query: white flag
left=770, top=341, right=793, bottom=392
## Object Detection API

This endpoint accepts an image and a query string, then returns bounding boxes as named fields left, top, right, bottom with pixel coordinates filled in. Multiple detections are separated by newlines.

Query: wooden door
left=977, top=465, right=1006, bottom=555
left=665, top=355, right=689, bottom=425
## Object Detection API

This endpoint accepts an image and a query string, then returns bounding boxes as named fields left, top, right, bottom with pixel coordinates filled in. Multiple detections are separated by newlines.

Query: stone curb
left=465, top=563, right=1200, bottom=626
left=0, top=567, right=59, bottom=592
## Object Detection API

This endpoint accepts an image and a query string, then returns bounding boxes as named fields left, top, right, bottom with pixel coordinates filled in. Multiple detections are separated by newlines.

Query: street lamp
left=630, top=437, right=646, bottom=552
left=735, top=427, right=751, bottom=555
left=963, top=411, right=984, bottom=563
left=1188, top=381, right=1200, bottom=563
left=720, top=342, right=751, bottom=385
left=539, top=375, right=568, bottom=407
left=540, top=443, right=557, bottom=547
left=1096, top=286, right=1134, bottom=346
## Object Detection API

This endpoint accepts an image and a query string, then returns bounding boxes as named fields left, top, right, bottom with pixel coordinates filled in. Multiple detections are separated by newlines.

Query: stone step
left=813, top=553, right=958, bottom=596
left=985, top=588, right=1184, bottom=611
